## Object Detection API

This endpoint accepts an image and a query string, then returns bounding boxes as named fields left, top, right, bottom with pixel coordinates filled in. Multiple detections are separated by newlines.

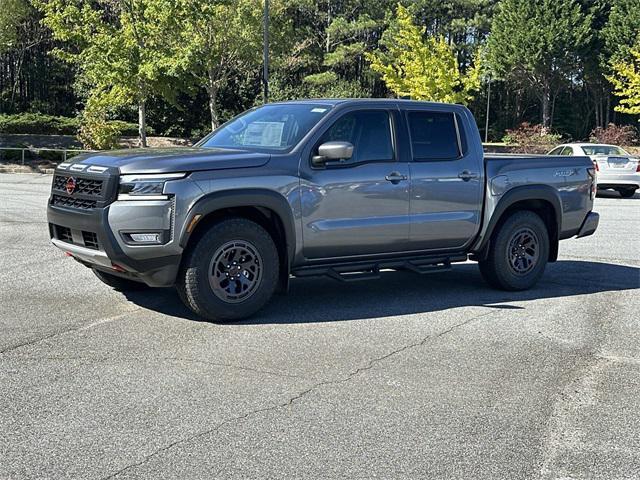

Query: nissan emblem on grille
left=65, top=177, right=76, bottom=195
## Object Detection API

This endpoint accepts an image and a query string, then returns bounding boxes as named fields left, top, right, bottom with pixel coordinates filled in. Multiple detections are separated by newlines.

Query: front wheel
left=618, top=187, right=637, bottom=198
left=176, top=218, right=279, bottom=322
left=479, top=211, right=550, bottom=291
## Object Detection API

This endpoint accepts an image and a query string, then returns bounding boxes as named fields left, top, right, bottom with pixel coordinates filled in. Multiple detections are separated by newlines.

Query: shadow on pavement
left=122, top=260, right=640, bottom=324
left=597, top=190, right=640, bottom=200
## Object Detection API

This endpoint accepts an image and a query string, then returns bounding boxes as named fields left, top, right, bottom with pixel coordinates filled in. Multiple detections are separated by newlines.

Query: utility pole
left=262, top=0, right=269, bottom=104
left=484, top=76, right=491, bottom=144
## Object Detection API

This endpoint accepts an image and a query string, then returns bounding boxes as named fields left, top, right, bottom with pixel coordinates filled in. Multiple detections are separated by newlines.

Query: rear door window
left=407, top=111, right=460, bottom=161
left=549, top=147, right=563, bottom=155
left=560, top=146, right=574, bottom=156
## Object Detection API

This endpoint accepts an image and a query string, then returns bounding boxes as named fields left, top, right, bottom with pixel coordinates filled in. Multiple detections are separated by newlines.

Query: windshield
left=581, top=145, right=628, bottom=156
left=198, top=103, right=333, bottom=152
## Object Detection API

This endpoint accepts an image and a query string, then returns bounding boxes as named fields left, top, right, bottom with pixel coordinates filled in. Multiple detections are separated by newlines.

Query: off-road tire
left=479, top=210, right=550, bottom=291
left=618, top=188, right=637, bottom=198
left=92, top=269, right=147, bottom=291
left=176, top=218, right=279, bottom=322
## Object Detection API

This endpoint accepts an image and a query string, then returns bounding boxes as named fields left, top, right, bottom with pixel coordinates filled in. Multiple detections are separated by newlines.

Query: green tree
left=602, top=0, right=640, bottom=64
left=577, top=0, right=613, bottom=128
left=313, top=0, right=393, bottom=96
left=608, top=47, right=640, bottom=116
left=367, top=4, right=481, bottom=104
left=265, top=0, right=387, bottom=100
left=37, top=0, right=176, bottom=147
left=412, top=0, right=498, bottom=59
left=486, top=0, right=592, bottom=129
left=0, top=0, right=47, bottom=110
left=0, top=0, right=28, bottom=53
left=169, top=0, right=262, bottom=130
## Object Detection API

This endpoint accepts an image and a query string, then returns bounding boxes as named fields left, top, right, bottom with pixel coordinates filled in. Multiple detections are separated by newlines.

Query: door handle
left=385, top=172, right=408, bottom=184
left=458, top=170, right=479, bottom=181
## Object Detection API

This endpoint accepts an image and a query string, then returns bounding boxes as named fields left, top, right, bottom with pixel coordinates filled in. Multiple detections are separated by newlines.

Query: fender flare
left=179, top=189, right=296, bottom=264
left=474, top=184, right=562, bottom=260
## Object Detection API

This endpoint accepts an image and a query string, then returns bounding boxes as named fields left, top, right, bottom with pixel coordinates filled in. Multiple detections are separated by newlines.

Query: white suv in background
left=548, top=143, right=640, bottom=198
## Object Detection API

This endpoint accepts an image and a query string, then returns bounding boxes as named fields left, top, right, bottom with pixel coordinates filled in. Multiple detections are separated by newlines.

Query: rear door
left=403, top=108, right=484, bottom=250
left=298, top=107, right=410, bottom=259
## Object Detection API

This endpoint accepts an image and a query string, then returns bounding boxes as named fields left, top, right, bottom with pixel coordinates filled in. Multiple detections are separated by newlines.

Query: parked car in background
left=548, top=143, right=640, bottom=198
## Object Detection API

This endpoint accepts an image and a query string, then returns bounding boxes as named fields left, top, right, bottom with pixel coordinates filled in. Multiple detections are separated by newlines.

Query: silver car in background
left=548, top=143, right=640, bottom=198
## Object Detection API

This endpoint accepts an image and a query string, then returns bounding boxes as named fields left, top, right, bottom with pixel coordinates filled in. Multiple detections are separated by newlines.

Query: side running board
left=292, top=254, right=467, bottom=283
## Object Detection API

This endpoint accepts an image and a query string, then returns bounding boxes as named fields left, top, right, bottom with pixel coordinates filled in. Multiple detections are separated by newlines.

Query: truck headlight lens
left=118, top=173, right=186, bottom=200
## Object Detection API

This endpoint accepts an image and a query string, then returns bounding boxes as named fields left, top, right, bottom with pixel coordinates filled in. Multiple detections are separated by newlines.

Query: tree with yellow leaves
left=609, top=47, right=640, bottom=115
left=367, top=3, right=480, bottom=105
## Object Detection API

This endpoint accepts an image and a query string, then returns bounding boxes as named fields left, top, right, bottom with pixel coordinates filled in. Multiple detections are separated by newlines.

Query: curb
left=0, top=166, right=55, bottom=174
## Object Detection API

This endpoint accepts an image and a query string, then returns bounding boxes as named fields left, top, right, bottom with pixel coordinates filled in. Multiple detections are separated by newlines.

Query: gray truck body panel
left=47, top=99, right=597, bottom=287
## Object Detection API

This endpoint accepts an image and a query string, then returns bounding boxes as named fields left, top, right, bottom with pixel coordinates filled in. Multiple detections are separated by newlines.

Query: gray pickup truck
left=48, top=99, right=599, bottom=321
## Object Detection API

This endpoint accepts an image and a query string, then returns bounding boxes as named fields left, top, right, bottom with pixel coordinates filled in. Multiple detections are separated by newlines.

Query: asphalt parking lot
left=1, top=173, right=639, bottom=479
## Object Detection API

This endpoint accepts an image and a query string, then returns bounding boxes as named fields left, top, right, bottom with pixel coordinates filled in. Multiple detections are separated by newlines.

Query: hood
left=70, top=147, right=270, bottom=174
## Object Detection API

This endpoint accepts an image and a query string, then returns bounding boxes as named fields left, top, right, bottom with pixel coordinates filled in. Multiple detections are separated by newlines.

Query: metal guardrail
left=0, top=147, right=95, bottom=165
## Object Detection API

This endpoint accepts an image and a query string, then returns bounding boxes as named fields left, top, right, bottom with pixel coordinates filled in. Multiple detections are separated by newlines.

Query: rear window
left=407, top=111, right=460, bottom=160
left=581, top=145, right=628, bottom=156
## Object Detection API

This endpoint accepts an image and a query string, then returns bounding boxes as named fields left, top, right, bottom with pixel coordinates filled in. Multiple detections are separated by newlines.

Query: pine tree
left=486, top=0, right=592, bottom=129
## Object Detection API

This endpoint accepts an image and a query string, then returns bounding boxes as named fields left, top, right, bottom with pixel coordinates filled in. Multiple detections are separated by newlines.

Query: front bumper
left=48, top=202, right=182, bottom=287
left=576, top=212, right=599, bottom=239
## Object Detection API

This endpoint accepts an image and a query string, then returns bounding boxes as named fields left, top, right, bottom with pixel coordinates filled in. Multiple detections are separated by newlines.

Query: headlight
left=118, top=173, right=186, bottom=200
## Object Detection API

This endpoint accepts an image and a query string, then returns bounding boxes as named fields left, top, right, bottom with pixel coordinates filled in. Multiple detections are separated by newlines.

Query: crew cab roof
left=267, top=98, right=466, bottom=109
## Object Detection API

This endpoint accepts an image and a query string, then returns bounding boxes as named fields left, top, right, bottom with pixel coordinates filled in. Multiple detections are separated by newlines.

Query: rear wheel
left=479, top=211, right=550, bottom=291
left=92, top=269, right=147, bottom=291
left=618, top=187, right=637, bottom=198
left=176, top=218, right=279, bottom=322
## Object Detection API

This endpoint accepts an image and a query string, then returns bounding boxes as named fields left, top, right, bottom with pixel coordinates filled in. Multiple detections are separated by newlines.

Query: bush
left=109, top=120, right=154, bottom=137
left=502, top=122, right=562, bottom=153
left=78, top=109, right=123, bottom=150
left=589, top=123, right=638, bottom=146
left=0, top=113, right=80, bottom=135
left=0, top=112, right=150, bottom=146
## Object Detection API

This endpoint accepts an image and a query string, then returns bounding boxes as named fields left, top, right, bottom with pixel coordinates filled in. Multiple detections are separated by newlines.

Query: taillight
left=636, top=161, right=640, bottom=172
left=587, top=167, right=597, bottom=200
left=593, top=160, right=599, bottom=172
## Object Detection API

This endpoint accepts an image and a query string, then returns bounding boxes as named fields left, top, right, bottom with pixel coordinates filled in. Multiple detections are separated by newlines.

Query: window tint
left=549, top=147, right=563, bottom=155
left=560, top=146, right=573, bottom=156
left=318, top=110, right=393, bottom=164
left=581, top=145, right=628, bottom=156
left=408, top=111, right=460, bottom=160
left=455, top=114, right=468, bottom=155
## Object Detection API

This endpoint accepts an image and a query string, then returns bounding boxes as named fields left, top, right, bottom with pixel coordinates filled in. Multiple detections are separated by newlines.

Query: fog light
left=130, top=233, right=161, bottom=243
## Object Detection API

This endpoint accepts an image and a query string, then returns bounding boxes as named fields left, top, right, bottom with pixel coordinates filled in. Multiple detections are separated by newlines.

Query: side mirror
left=312, top=141, right=354, bottom=167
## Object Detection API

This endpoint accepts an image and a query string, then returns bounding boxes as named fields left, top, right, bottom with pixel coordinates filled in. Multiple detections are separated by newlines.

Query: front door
left=299, top=109, right=410, bottom=259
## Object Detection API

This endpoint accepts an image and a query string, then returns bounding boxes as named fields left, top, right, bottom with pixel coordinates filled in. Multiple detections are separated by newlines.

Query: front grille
left=82, top=231, right=99, bottom=250
left=54, top=225, right=73, bottom=243
left=51, top=194, right=97, bottom=210
left=53, top=175, right=104, bottom=196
